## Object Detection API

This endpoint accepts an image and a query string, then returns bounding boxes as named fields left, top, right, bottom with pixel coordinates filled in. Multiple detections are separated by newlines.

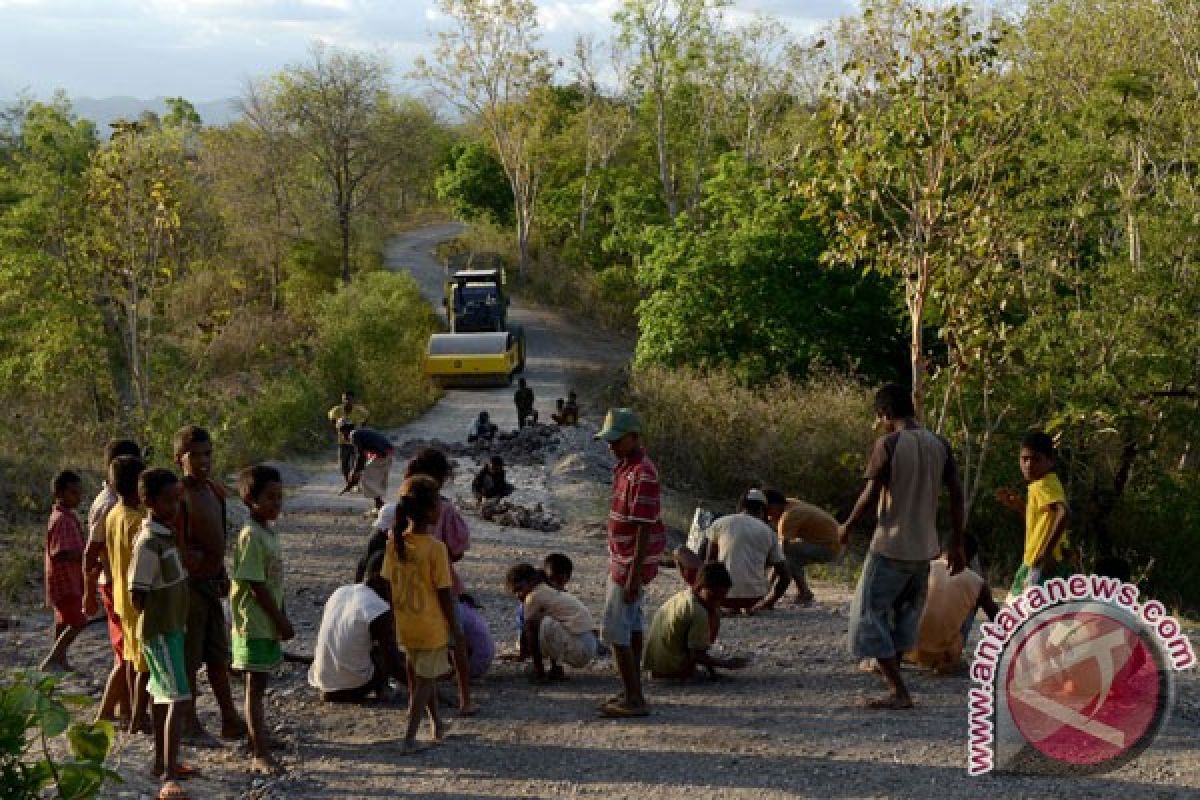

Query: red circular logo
left=1005, top=610, right=1161, bottom=766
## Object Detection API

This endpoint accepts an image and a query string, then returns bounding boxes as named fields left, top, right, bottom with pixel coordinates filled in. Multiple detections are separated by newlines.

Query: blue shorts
left=601, top=577, right=644, bottom=648
left=848, top=552, right=930, bottom=660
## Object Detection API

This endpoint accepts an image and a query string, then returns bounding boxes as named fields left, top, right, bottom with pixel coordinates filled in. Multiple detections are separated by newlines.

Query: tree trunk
left=655, top=89, right=677, bottom=222
left=339, top=205, right=351, bottom=285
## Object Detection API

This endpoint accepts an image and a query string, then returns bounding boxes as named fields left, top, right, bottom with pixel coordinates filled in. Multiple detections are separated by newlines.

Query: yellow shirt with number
left=1023, top=473, right=1069, bottom=566
left=382, top=531, right=452, bottom=651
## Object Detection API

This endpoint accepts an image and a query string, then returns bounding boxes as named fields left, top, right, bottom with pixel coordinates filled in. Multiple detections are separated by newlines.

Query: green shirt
left=128, top=518, right=190, bottom=640
left=643, top=590, right=711, bottom=676
left=231, top=519, right=284, bottom=640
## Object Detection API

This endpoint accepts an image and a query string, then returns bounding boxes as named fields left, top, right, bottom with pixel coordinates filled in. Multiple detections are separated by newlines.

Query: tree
left=803, top=0, right=1020, bottom=412
left=271, top=44, right=406, bottom=284
left=436, top=140, right=514, bottom=225
left=415, top=0, right=553, bottom=280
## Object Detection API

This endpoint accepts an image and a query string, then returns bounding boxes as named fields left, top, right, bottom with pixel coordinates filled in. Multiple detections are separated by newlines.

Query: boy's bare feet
left=457, top=702, right=479, bottom=717
left=39, top=658, right=70, bottom=673
left=597, top=699, right=650, bottom=718
left=399, top=740, right=429, bottom=756
left=250, top=755, right=281, bottom=774
left=220, top=718, right=247, bottom=740
left=432, top=718, right=449, bottom=743
left=863, top=693, right=914, bottom=710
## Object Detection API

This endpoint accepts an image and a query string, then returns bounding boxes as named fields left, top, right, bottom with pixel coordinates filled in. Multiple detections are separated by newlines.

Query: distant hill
left=68, top=96, right=239, bottom=129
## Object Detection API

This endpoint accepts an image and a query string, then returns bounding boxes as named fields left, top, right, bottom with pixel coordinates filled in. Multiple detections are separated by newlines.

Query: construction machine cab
left=446, top=269, right=508, bottom=333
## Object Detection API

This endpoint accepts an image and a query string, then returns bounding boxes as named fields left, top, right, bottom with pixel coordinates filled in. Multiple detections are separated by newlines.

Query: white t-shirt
left=308, top=584, right=392, bottom=692
left=710, top=513, right=784, bottom=599
left=86, top=484, right=120, bottom=585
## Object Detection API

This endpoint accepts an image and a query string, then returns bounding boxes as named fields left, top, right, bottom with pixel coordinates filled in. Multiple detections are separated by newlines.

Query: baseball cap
left=594, top=408, right=641, bottom=442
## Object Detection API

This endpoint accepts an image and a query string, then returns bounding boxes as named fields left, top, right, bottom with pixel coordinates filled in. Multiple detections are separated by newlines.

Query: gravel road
left=3, top=224, right=1197, bottom=799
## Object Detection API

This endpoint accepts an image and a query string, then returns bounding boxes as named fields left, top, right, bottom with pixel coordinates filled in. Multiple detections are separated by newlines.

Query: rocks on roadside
left=474, top=497, right=562, bottom=532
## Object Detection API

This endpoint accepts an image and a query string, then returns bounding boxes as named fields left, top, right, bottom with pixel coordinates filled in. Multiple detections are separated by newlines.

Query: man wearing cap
left=595, top=408, right=666, bottom=718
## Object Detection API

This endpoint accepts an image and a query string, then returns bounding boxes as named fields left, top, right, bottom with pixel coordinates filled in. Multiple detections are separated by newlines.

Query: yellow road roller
left=424, top=331, right=525, bottom=387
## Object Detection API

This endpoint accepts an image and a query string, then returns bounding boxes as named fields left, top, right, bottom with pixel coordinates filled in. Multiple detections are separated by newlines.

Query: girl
left=384, top=476, right=462, bottom=754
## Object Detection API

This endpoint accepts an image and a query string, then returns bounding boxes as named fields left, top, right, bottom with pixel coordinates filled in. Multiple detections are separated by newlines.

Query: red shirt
left=45, top=503, right=85, bottom=607
left=607, top=448, right=666, bottom=584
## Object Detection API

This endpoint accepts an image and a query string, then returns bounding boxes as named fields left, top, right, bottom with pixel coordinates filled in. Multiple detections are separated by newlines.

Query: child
left=506, top=553, right=574, bottom=659
left=996, top=431, right=1071, bottom=597
left=128, top=468, right=191, bottom=796
left=106, top=454, right=152, bottom=734
left=382, top=475, right=460, bottom=754
left=40, top=470, right=87, bottom=672
left=643, top=563, right=749, bottom=681
left=174, top=425, right=244, bottom=742
left=231, top=465, right=293, bottom=773
left=506, top=561, right=597, bottom=682
left=471, top=456, right=514, bottom=503
left=84, top=438, right=141, bottom=723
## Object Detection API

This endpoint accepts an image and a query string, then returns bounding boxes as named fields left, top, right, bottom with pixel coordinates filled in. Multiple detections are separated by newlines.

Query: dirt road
left=4, top=224, right=1197, bottom=799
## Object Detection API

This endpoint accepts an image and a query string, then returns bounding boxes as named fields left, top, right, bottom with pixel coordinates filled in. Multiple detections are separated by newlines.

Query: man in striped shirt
left=595, top=408, right=666, bottom=718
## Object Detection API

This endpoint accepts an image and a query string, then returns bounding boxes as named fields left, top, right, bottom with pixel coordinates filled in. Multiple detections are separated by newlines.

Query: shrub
left=629, top=366, right=874, bottom=514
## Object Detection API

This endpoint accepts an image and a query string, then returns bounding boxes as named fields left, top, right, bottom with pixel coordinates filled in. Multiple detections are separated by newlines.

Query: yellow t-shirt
left=328, top=404, right=369, bottom=444
left=383, top=532, right=452, bottom=651
left=105, top=503, right=147, bottom=625
left=1023, top=473, right=1069, bottom=566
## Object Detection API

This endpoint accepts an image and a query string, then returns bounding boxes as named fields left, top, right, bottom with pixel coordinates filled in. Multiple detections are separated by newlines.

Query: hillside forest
left=1, top=0, right=1198, bottom=608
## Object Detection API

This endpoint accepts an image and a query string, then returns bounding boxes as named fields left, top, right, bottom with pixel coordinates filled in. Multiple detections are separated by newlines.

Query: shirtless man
left=175, top=425, right=246, bottom=742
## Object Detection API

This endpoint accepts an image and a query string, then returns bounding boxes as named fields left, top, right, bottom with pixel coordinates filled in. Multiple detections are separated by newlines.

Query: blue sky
left=0, top=0, right=856, bottom=101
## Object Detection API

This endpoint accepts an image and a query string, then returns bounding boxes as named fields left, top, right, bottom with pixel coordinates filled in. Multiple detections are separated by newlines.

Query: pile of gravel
left=396, top=423, right=563, bottom=467
left=476, top=497, right=563, bottom=532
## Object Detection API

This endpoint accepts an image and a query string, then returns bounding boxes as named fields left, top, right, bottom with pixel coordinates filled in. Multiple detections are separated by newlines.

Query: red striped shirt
left=607, top=448, right=666, bottom=584
left=45, top=504, right=85, bottom=607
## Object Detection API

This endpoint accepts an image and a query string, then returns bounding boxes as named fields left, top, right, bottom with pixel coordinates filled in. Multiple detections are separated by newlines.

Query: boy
left=506, top=553, right=576, bottom=659
left=309, top=551, right=405, bottom=704
left=467, top=411, right=498, bottom=444
left=839, top=384, right=965, bottom=711
left=173, top=425, right=244, bottom=742
left=471, top=456, right=514, bottom=503
left=128, top=468, right=191, bottom=795
left=643, top=563, right=749, bottom=681
left=41, top=470, right=87, bottom=672
left=84, top=438, right=141, bottom=723
left=763, top=489, right=840, bottom=607
left=107, top=454, right=152, bottom=734
left=514, top=378, right=536, bottom=428
left=996, top=430, right=1071, bottom=596
left=231, top=465, right=293, bottom=773
left=506, top=562, right=597, bottom=682
left=328, top=390, right=369, bottom=483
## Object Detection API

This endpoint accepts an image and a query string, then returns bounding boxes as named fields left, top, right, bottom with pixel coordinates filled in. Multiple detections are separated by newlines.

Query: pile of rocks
left=397, top=423, right=562, bottom=467
left=477, top=497, right=563, bottom=532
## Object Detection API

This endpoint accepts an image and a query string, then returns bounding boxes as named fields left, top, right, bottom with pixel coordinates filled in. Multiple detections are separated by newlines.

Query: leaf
left=67, top=720, right=114, bottom=763
left=36, top=695, right=69, bottom=737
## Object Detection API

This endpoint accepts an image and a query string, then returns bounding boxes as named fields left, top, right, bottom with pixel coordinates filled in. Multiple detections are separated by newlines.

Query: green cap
left=594, top=408, right=641, bottom=442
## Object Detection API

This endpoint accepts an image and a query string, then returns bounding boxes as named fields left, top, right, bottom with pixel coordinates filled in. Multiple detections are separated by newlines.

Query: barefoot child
left=382, top=476, right=460, bottom=754
left=41, top=470, right=87, bottom=672
left=643, top=563, right=749, bottom=681
left=106, top=455, right=152, bottom=733
left=231, top=465, right=293, bottom=773
left=84, top=439, right=141, bottom=723
left=128, top=469, right=192, bottom=798
left=173, top=425, right=244, bottom=742
left=995, top=431, right=1071, bottom=597
left=506, top=562, right=597, bottom=682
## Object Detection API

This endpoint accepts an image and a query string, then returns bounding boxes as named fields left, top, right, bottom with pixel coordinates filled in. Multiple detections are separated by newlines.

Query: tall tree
left=271, top=44, right=404, bottom=284
left=415, top=0, right=553, bottom=279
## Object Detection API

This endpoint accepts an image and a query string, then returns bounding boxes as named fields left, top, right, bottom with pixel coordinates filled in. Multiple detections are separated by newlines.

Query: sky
left=0, top=0, right=856, bottom=101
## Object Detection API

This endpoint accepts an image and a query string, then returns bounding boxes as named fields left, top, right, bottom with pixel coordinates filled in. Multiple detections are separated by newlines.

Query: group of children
left=38, top=408, right=1088, bottom=786
left=41, top=429, right=293, bottom=800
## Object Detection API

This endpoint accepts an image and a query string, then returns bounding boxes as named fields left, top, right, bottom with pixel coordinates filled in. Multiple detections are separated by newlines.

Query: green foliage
left=0, top=672, right=119, bottom=799
left=636, top=155, right=904, bottom=384
left=312, top=271, right=441, bottom=425
left=436, top=140, right=514, bottom=225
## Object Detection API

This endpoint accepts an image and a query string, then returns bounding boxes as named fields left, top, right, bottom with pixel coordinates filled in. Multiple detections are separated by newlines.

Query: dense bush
left=629, top=366, right=874, bottom=514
